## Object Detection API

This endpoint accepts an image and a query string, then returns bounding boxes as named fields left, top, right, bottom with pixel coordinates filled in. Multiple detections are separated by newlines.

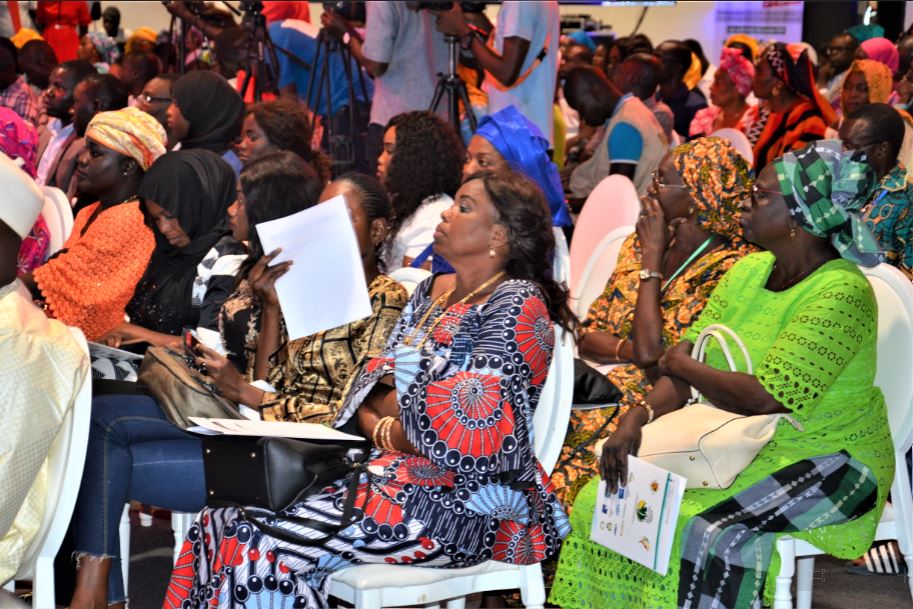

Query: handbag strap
left=689, top=324, right=753, bottom=402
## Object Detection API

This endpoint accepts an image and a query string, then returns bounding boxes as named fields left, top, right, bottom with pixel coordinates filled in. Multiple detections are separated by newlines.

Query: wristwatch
left=639, top=269, right=663, bottom=282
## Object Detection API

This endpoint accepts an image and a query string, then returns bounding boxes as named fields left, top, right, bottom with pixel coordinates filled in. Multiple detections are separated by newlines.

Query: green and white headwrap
left=774, top=139, right=880, bottom=266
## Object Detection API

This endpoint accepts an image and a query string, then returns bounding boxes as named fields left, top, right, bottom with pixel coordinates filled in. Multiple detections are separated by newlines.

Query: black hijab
left=127, top=149, right=238, bottom=335
left=172, top=71, right=244, bottom=154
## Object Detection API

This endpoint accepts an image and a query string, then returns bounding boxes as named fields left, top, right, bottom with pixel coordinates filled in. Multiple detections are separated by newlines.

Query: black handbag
left=572, top=358, right=623, bottom=404
left=201, top=435, right=370, bottom=546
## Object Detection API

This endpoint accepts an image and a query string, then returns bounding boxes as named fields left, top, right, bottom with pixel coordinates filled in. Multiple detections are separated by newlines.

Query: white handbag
left=598, top=324, right=801, bottom=490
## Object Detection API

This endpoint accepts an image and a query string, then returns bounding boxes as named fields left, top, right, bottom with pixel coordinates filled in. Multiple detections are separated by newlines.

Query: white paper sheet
left=88, top=342, right=144, bottom=361
left=186, top=417, right=365, bottom=442
left=255, top=195, right=371, bottom=340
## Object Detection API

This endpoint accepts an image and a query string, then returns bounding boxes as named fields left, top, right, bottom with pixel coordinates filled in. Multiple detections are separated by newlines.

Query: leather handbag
left=137, top=345, right=243, bottom=428
left=202, top=434, right=370, bottom=546
left=618, top=324, right=800, bottom=489
left=573, top=358, right=623, bottom=404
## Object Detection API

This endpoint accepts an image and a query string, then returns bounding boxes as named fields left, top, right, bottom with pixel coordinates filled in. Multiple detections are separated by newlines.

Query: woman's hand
left=657, top=339, right=694, bottom=378
left=248, top=249, right=292, bottom=309
left=598, top=407, right=649, bottom=493
left=636, top=196, right=669, bottom=268
left=193, top=342, right=250, bottom=403
left=98, top=323, right=148, bottom=348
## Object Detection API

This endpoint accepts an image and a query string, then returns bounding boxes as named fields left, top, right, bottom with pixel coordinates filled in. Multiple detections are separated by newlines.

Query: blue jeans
left=72, top=393, right=206, bottom=603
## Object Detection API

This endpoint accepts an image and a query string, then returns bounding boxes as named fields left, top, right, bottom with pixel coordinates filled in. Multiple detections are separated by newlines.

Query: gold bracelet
left=381, top=416, right=396, bottom=452
left=371, top=416, right=389, bottom=448
left=634, top=399, right=655, bottom=424
left=614, top=338, right=627, bottom=361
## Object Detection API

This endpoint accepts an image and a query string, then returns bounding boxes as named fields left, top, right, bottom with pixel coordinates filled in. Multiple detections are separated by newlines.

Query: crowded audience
left=0, top=3, right=910, bottom=609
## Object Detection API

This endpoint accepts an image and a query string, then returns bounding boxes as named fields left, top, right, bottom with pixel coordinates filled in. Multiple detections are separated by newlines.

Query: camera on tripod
left=415, top=1, right=487, bottom=13
left=322, top=1, right=366, bottom=23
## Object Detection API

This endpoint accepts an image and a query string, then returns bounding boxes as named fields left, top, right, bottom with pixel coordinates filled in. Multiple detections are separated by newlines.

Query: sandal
left=846, top=540, right=908, bottom=576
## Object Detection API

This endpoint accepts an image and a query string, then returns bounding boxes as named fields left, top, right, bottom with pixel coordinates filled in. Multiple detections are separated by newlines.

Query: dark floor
left=125, top=510, right=912, bottom=609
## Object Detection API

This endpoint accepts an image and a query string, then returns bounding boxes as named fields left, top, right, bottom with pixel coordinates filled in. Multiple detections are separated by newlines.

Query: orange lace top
left=34, top=200, right=154, bottom=341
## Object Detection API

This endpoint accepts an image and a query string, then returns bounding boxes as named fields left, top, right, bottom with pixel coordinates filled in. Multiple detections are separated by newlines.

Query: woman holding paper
left=162, top=169, right=577, bottom=609
left=549, top=141, right=894, bottom=609
left=67, top=158, right=407, bottom=609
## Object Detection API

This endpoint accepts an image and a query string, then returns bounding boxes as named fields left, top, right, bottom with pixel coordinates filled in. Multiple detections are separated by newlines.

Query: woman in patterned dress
left=162, top=169, right=578, bottom=609
left=552, top=137, right=754, bottom=506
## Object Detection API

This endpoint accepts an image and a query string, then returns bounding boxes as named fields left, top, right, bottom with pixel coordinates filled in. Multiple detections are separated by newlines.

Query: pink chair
left=569, top=175, right=640, bottom=294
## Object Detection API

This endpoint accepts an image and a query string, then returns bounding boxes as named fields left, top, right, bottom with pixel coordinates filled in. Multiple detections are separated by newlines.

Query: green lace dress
left=550, top=252, right=895, bottom=609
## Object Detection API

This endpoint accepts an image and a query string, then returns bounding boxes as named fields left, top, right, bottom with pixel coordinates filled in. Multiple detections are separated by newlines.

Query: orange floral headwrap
left=86, top=107, right=167, bottom=172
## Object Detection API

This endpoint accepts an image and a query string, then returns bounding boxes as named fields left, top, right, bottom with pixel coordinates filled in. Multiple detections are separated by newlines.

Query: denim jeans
left=71, top=393, right=206, bottom=603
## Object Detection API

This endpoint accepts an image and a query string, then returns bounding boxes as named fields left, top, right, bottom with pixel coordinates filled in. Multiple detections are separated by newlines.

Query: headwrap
left=0, top=107, right=38, bottom=178
left=172, top=71, right=245, bottom=155
left=86, top=31, right=120, bottom=65
left=860, top=37, right=900, bottom=73
left=128, top=149, right=238, bottom=335
left=774, top=139, right=880, bottom=266
left=260, top=1, right=312, bottom=24
left=672, top=136, right=753, bottom=250
left=475, top=105, right=572, bottom=228
left=567, top=30, right=596, bottom=53
left=125, top=27, right=157, bottom=54
left=683, top=51, right=703, bottom=91
left=725, top=33, right=758, bottom=62
left=844, top=59, right=893, bottom=112
left=86, top=107, right=167, bottom=171
left=847, top=24, right=884, bottom=44
left=10, top=27, right=42, bottom=48
left=763, top=42, right=837, bottom=126
left=718, top=46, right=754, bottom=98
left=0, top=152, right=42, bottom=239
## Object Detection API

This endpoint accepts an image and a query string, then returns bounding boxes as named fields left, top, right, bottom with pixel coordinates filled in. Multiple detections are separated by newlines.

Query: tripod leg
left=429, top=77, right=447, bottom=116
left=456, top=81, right=478, bottom=133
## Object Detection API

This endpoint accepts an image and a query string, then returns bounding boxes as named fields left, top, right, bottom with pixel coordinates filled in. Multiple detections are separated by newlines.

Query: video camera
left=415, top=1, right=488, bottom=13
left=322, top=1, right=366, bottom=23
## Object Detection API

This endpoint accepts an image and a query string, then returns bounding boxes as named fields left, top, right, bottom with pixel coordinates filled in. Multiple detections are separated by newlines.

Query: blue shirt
left=269, top=19, right=372, bottom=117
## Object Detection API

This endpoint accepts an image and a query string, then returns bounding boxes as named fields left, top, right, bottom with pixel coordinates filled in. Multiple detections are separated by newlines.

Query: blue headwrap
left=567, top=30, right=597, bottom=53
left=475, top=106, right=573, bottom=228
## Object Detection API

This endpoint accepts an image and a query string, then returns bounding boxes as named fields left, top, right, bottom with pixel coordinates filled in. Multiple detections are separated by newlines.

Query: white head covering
left=0, top=153, right=43, bottom=239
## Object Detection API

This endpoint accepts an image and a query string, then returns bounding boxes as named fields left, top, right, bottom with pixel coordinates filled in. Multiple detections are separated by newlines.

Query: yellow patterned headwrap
left=683, top=52, right=702, bottom=90
left=126, top=27, right=157, bottom=54
left=846, top=59, right=893, bottom=106
left=725, top=34, right=759, bottom=62
left=86, top=107, right=167, bottom=171
left=10, top=27, right=42, bottom=48
left=672, top=136, right=753, bottom=247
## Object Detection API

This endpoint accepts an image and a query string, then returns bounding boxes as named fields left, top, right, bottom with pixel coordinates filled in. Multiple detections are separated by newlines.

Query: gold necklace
left=403, top=271, right=506, bottom=351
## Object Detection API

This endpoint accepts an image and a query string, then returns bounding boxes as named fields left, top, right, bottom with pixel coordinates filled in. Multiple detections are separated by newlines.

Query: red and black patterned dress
left=164, top=278, right=570, bottom=609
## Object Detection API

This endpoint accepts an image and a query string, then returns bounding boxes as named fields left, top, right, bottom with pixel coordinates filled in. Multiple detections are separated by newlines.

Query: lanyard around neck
left=661, top=236, right=715, bottom=293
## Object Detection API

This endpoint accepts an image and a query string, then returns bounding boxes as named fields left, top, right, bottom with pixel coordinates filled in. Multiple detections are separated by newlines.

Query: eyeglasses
left=750, top=184, right=781, bottom=202
left=651, top=171, right=687, bottom=191
left=139, top=93, right=172, bottom=105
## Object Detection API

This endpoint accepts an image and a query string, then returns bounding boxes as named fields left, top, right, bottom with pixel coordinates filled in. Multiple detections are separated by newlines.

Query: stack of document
left=590, top=455, right=686, bottom=575
left=187, top=417, right=363, bottom=442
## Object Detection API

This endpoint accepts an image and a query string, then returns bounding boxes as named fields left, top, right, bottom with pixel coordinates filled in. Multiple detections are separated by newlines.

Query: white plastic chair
left=327, top=325, right=575, bottom=609
left=9, top=327, right=91, bottom=609
left=570, top=226, right=634, bottom=321
left=552, top=227, right=570, bottom=288
left=710, top=128, right=754, bottom=166
left=388, top=267, right=432, bottom=297
left=569, top=175, right=640, bottom=295
left=40, top=186, right=73, bottom=256
left=773, top=263, right=913, bottom=609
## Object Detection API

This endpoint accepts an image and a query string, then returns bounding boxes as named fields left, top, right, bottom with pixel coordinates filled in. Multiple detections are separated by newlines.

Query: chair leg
left=518, top=563, right=546, bottom=609
left=445, top=597, right=466, bottom=609
left=32, top=556, right=55, bottom=609
left=795, top=556, right=815, bottom=609
left=353, top=587, right=383, bottom=609
left=119, top=503, right=131, bottom=597
left=773, top=539, right=795, bottom=609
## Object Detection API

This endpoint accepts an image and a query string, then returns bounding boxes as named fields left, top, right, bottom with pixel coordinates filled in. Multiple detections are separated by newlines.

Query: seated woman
left=77, top=31, right=120, bottom=73
left=550, top=140, right=894, bottom=609
left=464, top=104, right=573, bottom=228
left=161, top=169, right=575, bottom=608
left=0, top=107, right=49, bottom=274
left=689, top=47, right=756, bottom=139
left=752, top=43, right=835, bottom=171
left=20, top=107, right=167, bottom=341
left=97, top=149, right=246, bottom=352
left=237, top=97, right=332, bottom=184
left=376, top=111, right=464, bottom=271
left=551, top=137, right=753, bottom=505
left=68, top=155, right=408, bottom=609
left=167, top=71, right=245, bottom=176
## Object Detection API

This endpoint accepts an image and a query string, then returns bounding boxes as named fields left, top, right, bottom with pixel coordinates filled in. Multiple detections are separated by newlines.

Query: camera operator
left=321, top=1, right=448, bottom=170
left=435, top=0, right=560, bottom=144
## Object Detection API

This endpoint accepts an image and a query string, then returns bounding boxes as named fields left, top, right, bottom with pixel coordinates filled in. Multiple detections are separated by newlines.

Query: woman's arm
left=577, top=331, right=633, bottom=363
left=630, top=197, right=670, bottom=373
left=356, top=381, right=419, bottom=454
left=247, top=250, right=290, bottom=381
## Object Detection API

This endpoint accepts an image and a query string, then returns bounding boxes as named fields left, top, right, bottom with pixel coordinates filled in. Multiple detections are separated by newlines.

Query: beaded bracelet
left=634, top=399, right=655, bottom=424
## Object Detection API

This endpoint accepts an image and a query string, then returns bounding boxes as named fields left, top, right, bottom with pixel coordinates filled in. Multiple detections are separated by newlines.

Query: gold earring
left=489, top=248, right=496, bottom=258
left=789, top=225, right=797, bottom=238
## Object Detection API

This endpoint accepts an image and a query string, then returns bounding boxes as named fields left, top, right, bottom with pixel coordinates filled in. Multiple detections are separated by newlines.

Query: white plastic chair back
left=40, top=187, right=73, bottom=256
left=12, top=327, right=91, bottom=609
left=773, top=263, right=913, bottom=609
left=569, top=175, right=639, bottom=294
left=552, top=227, right=570, bottom=287
left=532, top=326, right=574, bottom=474
left=388, top=267, right=432, bottom=297
left=571, top=226, right=634, bottom=320
left=710, top=128, right=754, bottom=166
